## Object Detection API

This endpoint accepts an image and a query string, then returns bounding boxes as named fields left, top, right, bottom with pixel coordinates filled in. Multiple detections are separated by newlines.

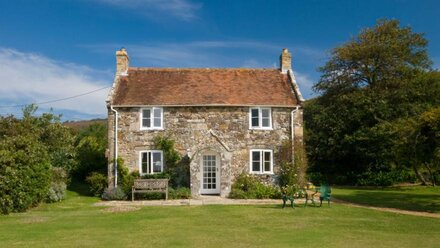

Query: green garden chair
left=282, top=194, right=295, bottom=208
left=318, top=184, right=332, bottom=207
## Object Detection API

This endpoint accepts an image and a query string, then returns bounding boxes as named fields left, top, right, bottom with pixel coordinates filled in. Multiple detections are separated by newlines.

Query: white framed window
left=249, top=107, right=272, bottom=129
left=249, top=149, right=273, bottom=174
left=140, top=107, right=163, bottom=130
left=139, top=150, right=164, bottom=175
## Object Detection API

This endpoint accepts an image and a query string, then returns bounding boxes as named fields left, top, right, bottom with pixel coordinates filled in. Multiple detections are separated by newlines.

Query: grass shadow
left=334, top=187, right=440, bottom=213
left=67, top=179, right=93, bottom=197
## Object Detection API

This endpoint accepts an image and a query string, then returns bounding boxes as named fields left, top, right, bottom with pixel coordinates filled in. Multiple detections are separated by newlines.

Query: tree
left=315, top=19, right=431, bottom=94
left=304, top=19, right=439, bottom=185
left=0, top=105, right=77, bottom=213
left=74, top=123, right=108, bottom=179
left=389, top=106, right=440, bottom=186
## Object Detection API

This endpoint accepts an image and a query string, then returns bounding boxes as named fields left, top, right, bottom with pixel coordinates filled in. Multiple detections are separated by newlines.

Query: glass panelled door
left=201, top=154, right=220, bottom=194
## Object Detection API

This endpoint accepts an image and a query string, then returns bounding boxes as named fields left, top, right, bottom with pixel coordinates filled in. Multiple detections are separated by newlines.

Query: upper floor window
left=140, top=107, right=163, bottom=130
left=250, top=149, right=273, bottom=174
left=139, top=150, right=163, bottom=175
left=249, top=107, right=272, bottom=129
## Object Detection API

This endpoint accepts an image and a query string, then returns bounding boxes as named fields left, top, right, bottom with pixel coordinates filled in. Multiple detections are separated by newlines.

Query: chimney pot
left=280, top=48, right=291, bottom=74
left=116, top=48, right=129, bottom=76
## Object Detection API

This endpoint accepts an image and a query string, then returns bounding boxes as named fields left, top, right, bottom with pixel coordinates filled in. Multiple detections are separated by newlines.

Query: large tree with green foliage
left=0, top=105, right=76, bottom=213
left=74, top=123, right=108, bottom=179
left=305, top=19, right=440, bottom=185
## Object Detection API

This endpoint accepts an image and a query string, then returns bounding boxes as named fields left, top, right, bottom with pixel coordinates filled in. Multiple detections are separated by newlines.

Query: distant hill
left=63, top=118, right=107, bottom=131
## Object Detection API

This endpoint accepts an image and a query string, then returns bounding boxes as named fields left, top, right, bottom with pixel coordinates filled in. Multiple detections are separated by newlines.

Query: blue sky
left=0, top=0, right=439, bottom=120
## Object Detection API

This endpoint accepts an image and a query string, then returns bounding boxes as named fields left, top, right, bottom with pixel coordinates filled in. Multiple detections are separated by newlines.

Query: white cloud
left=82, top=40, right=323, bottom=67
left=93, top=0, right=201, bottom=21
left=0, top=48, right=112, bottom=118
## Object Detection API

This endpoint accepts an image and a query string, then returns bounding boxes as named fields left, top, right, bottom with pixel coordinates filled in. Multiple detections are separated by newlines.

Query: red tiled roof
left=111, top=68, right=298, bottom=106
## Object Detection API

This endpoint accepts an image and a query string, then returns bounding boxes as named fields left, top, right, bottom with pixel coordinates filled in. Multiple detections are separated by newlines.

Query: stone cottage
left=106, top=48, right=305, bottom=197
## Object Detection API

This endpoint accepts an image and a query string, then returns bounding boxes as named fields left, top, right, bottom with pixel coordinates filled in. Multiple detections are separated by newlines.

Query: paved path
left=94, top=196, right=440, bottom=218
left=333, top=198, right=440, bottom=219
left=95, top=195, right=293, bottom=207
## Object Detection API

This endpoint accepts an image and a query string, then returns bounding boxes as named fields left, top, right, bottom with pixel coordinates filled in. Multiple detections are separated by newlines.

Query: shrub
left=73, top=123, right=107, bottom=180
left=154, top=135, right=190, bottom=188
left=101, top=187, right=127, bottom=201
left=46, top=182, right=67, bottom=203
left=169, top=187, right=191, bottom=199
left=121, top=171, right=140, bottom=195
left=133, top=192, right=167, bottom=200
left=86, top=172, right=108, bottom=197
left=229, top=173, right=281, bottom=199
left=46, top=167, right=68, bottom=202
left=357, top=169, right=416, bottom=186
left=169, top=155, right=191, bottom=188
left=0, top=135, right=52, bottom=214
left=307, top=172, right=328, bottom=185
left=141, top=172, right=170, bottom=179
left=132, top=187, right=191, bottom=200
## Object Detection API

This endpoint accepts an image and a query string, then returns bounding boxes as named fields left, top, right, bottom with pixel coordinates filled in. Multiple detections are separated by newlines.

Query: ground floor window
left=139, top=150, right=163, bottom=175
left=249, top=149, right=273, bottom=174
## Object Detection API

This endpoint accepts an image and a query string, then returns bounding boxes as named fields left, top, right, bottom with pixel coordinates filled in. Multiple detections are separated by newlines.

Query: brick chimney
left=116, top=48, right=129, bottom=76
left=280, top=48, right=291, bottom=74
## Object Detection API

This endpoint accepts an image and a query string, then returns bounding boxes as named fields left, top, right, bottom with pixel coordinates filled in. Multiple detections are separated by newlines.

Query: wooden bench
left=131, top=179, right=169, bottom=201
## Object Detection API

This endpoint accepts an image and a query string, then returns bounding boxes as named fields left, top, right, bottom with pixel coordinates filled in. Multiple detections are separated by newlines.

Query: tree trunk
left=412, top=164, right=428, bottom=185
left=412, top=132, right=428, bottom=185
left=423, top=163, right=436, bottom=186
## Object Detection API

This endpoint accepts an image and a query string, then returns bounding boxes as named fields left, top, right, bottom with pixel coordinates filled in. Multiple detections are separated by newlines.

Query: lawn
left=0, top=187, right=439, bottom=248
left=332, top=186, right=440, bottom=213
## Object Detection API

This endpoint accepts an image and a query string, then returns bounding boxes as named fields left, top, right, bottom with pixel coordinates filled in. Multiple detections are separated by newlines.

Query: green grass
left=0, top=187, right=439, bottom=248
left=333, top=186, right=440, bottom=213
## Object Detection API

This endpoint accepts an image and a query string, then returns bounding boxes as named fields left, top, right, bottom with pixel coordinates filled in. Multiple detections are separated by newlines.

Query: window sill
left=140, top=173, right=163, bottom=176
left=250, top=172, right=274, bottom=175
left=140, top=127, right=164, bottom=131
left=249, top=127, right=273, bottom=131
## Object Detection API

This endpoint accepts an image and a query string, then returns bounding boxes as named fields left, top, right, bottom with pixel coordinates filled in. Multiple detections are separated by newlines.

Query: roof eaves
left=287, top=69, right=305, bottom=103
left=111, top=103, right=299, bottom=108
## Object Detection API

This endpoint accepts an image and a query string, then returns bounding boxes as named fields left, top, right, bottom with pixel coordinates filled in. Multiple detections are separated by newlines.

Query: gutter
left=291, top=106, right=300, bottom=164
left=110, top=105, right=118, bottom=188
left=111, top=104, right=297, bottom=108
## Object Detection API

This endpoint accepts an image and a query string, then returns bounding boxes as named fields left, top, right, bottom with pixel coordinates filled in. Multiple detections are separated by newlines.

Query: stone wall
left=107, top=106, right=300, bottom=197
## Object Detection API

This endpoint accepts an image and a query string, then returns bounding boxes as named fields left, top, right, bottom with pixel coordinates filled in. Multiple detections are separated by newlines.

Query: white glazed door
left=201, top=154, right=220, bottom=194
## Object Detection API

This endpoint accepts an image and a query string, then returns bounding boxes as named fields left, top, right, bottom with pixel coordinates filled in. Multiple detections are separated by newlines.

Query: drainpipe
left=291, top=106, right=300, bottom=164
left=110, top=105, right=118, bottom=188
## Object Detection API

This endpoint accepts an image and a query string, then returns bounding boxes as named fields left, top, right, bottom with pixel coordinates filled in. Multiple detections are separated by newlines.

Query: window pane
left=153, top=117, right=161, bottom=127
left=252, top=151, right=260, bottom=162
left=153, top=108, right=161, bottom=118
left=143, top=109, right=151, bottom=117
left=152, top=152, right=162, bottom=173
left=264, top=151, right=271, bottom=161
left=262, top=118, right=270, bottom=127
left=141, top=152, right=150, bottom=174
left=264, top=161, right=271, bottom=172
left=252, top=162, right=260, bottom=172
left=251, top=109, right=259, bottom=127
left=251, top=117, right=259, bottom=127
left=142, top=109, right=151, bottom=128
left=142, top=118, right=151, bottom=127
left=252, top=151, right=261, bottom=172
left=261, top=109, right=270, bottom=118
left=251, top=109, right=259, bottom=118
left=263, top=151, right=271, bottom=172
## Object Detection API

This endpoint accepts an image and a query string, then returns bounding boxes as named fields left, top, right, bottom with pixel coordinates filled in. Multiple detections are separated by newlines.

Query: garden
left=0, top=184, right=439, bottom=248
left=1, top=18, right=440, bottom=247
